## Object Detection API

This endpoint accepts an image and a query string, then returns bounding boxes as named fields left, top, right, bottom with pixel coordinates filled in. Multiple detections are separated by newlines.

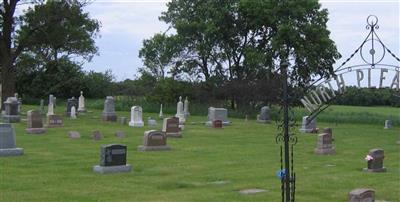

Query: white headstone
left=70, top=106, right=77, bottom=119
left=299, top=116, right=317, bottom=133
left=47, top=94, right=54, bottom=116
left=384, top=120, right=392, bottom=129
left=78, top=91, right=86, bottom=112
left=159, top=104, right=163, bottom=119
left=175, top=96, right=185, bottom=124
left=206, top=107, right=230, bottom=126
left=129, top=106, right=144, bottom=127
left=184, top=97, right=190, bottom=118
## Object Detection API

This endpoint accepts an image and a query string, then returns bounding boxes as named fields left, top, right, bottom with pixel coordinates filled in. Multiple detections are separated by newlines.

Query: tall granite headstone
left=102, top=96, right=117, bottom=122
left=363, top=148, right=386, bottom=172
left=26, top=110, right=46, bottom=134
left=78, top=91, right=86, bottom=113
left=0, top=123, right=24, bottom=156
left=93, top=144, right=132, bottom=174
left=138, top=130, right=171, bottom=151
left=162, top=117, right=182, bottom=138
left=175, top=96, right=185, bottom=124
left=129, top=106, right=144, bottom=127
left=2, top=97, right=20, bottom=123
left=47, top=94, right=55, bottom=116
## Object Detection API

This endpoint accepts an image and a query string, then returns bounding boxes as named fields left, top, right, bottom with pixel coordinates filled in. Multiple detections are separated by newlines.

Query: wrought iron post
left=276, top=61, right=297, bottom=202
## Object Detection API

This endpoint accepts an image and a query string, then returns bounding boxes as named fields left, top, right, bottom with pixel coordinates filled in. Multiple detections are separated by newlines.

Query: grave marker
left=93, top=144, right=132, bottom=174
left=162, top=117, right=182, bottom=138
left=0, top=123, right=24, bottom=156
left=138, top=130, right=171, bottom=151
left=26, top=110, right=46, bottom=134
left=102, top=96, right=117, bottom=122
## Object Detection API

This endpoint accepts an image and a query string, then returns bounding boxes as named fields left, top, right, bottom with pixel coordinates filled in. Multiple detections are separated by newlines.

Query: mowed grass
left=0, top=105, right=399, bottom=202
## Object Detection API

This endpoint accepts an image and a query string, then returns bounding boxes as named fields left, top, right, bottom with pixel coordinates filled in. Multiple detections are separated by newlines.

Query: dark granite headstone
left=138, top=130, right=170, bottom=151
left=66, top=97, right=78, bottom=116
left=46, top=115, right=63, bottom=128
left=363, top=148, right=386, bottom=172
left=100, top=144, right=127, bottom=166
left=26, top=110, right=46, bottom=134
left=0, top=123, right=24, bottom=156
left=162, top=117, right=182, bottom=138
left=93, top=144, right=132, bottom=174
left=348, top=188, right=375, bottom=202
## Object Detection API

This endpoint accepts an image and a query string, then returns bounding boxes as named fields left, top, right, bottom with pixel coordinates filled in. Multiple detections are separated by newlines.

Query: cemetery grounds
left=0, top=104, right=399, bottom=202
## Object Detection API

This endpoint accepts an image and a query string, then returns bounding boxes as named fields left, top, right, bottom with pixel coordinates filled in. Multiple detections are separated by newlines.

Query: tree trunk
left=1, top=61, right=16, bottom=110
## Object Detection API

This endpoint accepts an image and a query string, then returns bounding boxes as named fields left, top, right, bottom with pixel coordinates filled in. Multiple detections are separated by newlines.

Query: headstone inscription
left=65, top=97, right=78, bottom=116
left=206, top=107, right=231, bottom=126
left=129, top=106, right=144, bottom=127
left=384, top=120, right=392, bottom=129
left=102, top=96, right=117, bottom=122
left=46, top=115, right=63, bottom=128
left=26, top=110, right=46, bottom=134
left=257, top=106, right=271, bottom=123
left=314, top=133, right=335, bottom=154
left=299, top=116, right=318, bottom=133
left=348, top=188, right=375, bottom=202
left=162, top=117, right=182, bottom=138
left=0, top=123, right=24, bottom=156
left=78, top=91, right=86, bottom=113
left=363, top=148, right=386, bottom=172
left=93, top=144, right=132, bottom=174
left=175, top=96, right=185, bottom=124
left=2, top=97, right=20, bottom=123
left=138, top=130, right=171, bottom=151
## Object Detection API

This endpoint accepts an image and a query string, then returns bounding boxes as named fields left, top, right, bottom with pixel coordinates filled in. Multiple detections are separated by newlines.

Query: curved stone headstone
left=129, top=106, right=144, bottom=127
left=162, top=117, right=182, bottom=138
left=66, top=97, right=78, bottom=116
left=0, top=123, right=24, bottom=157
left=257, top=106, right=271, bottom=123
left=384, top=120, right=392, bottom=129
left=138, top=130, right=170, bottom=151
left=102, top=96, right=117, bottom=122
left=363, top=148, right=386, bottom=172
left=299, top=116, right=317, bottom=133
left=184, top=97, right=190, bottom=118
left=2, top=97, right=20, bottom=123
left=348, top=188, right=375, bottom=202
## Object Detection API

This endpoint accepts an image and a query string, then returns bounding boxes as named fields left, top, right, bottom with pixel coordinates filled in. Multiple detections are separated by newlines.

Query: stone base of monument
left=257, top=119, right=271, bottom=123
left=93, top=164, right=132, bottom=174
left=25, top=128, right=46, bottom=134
left=299, top=128, right=318, bottom=133
left=205, top=121, right=231, bottom=126
left=137, top=145, right=171, bottom=151
left=129, top=121, right=144, bottom=127
left=102, top=113, right=117, bottom=122
left=2, top=115, right=21, bottom=123
left=166, top=132, right=182, bottom=138
left=0, top=148, right=24, bottom=157
left=314, top=147, right=336, bottom=155
left=46, top=115, right=63, bottom=128
left=362, top=167, right=387, bottom=172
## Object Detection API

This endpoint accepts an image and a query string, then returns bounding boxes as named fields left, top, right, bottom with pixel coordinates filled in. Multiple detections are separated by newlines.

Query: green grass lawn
left=1, top=105, right=399, bottom=202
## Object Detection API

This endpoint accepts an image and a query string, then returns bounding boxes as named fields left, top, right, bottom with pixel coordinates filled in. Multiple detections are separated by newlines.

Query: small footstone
left=68, top=131, right=80, bottom=139
left=239, top=188, right=266, bottom=195
left=91, top=130, right=103, bottom=140
left=115, top=131, right=125, bottom=138
left=396, top=140, right=400, bottom=145
left=209, top=180, right=230, bottom=185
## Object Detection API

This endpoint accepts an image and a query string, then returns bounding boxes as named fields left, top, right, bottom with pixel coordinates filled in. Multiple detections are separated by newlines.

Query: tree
left=0, top=0, right=99, bottom=106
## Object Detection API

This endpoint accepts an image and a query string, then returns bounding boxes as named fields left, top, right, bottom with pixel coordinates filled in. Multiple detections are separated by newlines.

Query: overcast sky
left=82, top=0, right=400, bottom=83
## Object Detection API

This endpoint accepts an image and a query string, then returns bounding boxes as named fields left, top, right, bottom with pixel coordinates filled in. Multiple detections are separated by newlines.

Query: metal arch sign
left=301, top=15, right=400, bottom=122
